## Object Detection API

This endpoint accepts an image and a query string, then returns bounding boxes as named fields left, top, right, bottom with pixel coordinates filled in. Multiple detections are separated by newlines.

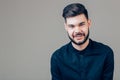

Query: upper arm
left=102, top=49, right=114, bottom=80
left=50, top=53, right=62, bottom=80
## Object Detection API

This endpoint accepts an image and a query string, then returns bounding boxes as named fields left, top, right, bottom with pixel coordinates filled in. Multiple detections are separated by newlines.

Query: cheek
left=85, top=29, right=89, bottom=36
left=83, top=27, right=89, bottom=33
left=67, top=30, right=74, bottom=36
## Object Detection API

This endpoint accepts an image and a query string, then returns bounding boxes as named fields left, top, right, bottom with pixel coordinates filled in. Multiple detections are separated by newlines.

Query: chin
left=75, top=39, right=84, bottom=43
left=77, top=41, right=84, bottom=45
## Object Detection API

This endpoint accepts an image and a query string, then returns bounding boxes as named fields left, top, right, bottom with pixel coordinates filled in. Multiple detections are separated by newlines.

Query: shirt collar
left=68, top=39, right=93, bottom=55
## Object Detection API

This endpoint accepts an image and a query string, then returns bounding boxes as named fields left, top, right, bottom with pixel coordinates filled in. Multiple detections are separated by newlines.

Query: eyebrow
left=67, top=21, right=85, bottom=26
left=79, top=22, right=85, bottom=25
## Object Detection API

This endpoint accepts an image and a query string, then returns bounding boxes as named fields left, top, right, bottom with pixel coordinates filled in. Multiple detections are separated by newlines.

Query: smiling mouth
left=75, top=36, right=83, bottom=40
left=75, top=35, right=83, bottom=37
left=73, top=33, right=85, bottom=40
left=74, top=33, right=85, bottom=37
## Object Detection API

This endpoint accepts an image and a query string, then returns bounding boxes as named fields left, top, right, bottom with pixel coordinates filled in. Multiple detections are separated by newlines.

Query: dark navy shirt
left=51, top=39, right=114, bottom=80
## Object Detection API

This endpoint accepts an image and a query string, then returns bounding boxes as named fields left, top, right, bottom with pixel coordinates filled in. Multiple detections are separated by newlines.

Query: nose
left=74, top=26, right=81, bottom=33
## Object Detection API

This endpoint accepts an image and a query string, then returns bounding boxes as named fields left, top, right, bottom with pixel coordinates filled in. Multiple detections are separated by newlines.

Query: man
left=50, top=3, right=114, bottom=80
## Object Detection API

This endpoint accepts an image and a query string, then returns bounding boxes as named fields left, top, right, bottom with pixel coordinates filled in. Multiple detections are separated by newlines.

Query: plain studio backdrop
left=0, top=0, right=119, bottom=80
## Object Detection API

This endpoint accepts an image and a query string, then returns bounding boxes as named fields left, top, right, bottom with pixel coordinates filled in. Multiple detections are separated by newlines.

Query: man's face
left=65, top=14, right=91, bottom=45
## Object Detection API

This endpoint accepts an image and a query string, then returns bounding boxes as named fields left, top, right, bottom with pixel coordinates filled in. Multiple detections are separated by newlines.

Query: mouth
left=74, top=33, right=84, bottom=37
left=75, top=36, right=83, bottom=40
left=73, top=33, right=85, bottom=40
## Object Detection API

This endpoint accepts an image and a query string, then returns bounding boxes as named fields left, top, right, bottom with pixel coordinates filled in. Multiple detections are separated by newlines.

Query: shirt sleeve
left=50, top=53, right=62, bottom=80
left=102, top=49, right=114, bottom=80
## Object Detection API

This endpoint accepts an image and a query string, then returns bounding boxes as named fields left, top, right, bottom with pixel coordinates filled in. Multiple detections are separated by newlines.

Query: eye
left=68, top=25, right=75, bottom=28
left=79, top=22, right=85, bottom=26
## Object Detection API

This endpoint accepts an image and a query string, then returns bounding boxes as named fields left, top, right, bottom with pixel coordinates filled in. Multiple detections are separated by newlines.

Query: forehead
left=66, top=14, right=87, bottom=24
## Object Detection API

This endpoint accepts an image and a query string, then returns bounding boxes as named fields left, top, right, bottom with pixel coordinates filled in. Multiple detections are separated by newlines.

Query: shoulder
left=91, top=39, right=113, bottom=54
left=51, top=42, right=70, bottom=59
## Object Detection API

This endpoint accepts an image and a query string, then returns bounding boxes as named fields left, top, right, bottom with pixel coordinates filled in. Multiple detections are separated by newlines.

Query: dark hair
left=62, top=3, right=88, bottom=21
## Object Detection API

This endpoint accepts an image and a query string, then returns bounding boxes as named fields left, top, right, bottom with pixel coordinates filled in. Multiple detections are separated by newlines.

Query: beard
left=68, top=30, right=89, bottom=45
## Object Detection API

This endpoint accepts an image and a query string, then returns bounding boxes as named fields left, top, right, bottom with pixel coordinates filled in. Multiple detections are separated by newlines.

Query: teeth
left=76, top=35, right=82, bottom=37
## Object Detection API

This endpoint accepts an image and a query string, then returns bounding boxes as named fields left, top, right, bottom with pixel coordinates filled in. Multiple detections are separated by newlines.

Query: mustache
left=74, top=32, right=85, bottom=37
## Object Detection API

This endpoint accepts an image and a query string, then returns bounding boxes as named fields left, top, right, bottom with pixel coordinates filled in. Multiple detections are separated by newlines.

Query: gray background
left=0, top=0, right=119, bottom=80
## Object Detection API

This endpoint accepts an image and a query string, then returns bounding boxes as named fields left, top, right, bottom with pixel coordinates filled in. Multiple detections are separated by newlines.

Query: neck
left=72, top=39, right=90, bottom=51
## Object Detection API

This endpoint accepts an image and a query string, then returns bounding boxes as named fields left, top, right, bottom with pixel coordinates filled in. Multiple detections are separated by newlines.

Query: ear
left=88, top=19, right=91, bottom=28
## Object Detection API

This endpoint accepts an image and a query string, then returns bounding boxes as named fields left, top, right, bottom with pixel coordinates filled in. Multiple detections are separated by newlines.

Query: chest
left=58, top=52, right=105, bottom=80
